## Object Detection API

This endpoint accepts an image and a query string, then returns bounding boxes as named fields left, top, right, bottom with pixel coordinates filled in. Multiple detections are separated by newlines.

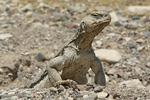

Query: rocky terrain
left=0, top=0, right=150, bottom=99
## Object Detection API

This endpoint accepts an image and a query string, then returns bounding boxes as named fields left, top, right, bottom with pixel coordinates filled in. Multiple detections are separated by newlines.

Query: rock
left=109, top=11, right=119, bottom=23
left=142, top=31, right=150, bottom=37
left=83, top=92, right=98, bottom=100
left=21, top=91, right=32, bottom=98
left=22, top=4, right=33, bottom=12
left=0, top=34, right=12, bottom=40
left=95, top=6, right=113, bottom=12
left=105, top=74, right=110, bottom=83
left=133, top=67, right=142, bottom=76
left=107, top=68, right=117, bottom=75
left=1, top=94, right=14, bottom=99
left=141, top=16, right=150, bottom=23
left=137, top=46, right=145, bottom=51
left=97, top=91, right=108, bottom=98
left=146, top=62, right=150, bottom=68
left=126, top=39, right=136, bottom=49
left=124, top=22, right=138, bottom=29
left=114, top=22, right=123, bottom=27
left=65, top=22, right=78, bottom=29
left=36, top=53, right=46, bottom=61
left=10, top=96, right=18, bottom=99
left=49, top=87, right=58, bottom=93
left=51, top=12, right=65, bottom=21
left=94, top=86, right=104, bottom=93
left=33, top=22, right=43, bottom=28
left=136, top=39, right=145, bottom=43
left=38, top=2, right=54, bottom=12
left=119, top=79, right=145, bottom=89
left=66, top=3, right=86, bottom=13
left=95, top=49, right=122, bottom=63
left=126, top=6, right=150, bottom=15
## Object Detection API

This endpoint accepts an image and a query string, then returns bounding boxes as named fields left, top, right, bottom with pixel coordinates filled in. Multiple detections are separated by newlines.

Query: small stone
left=107, top=68, right=117, bottom=75
left=36, top=53, right=46, bottom=61
left=22, top=4, right=33, bottom=12
left=126, top=6, right=150, bottom=15
left=105, top=74, right=110, bottom=83
left=38, top=2, right=52, bottom=11
left=97, top=91, right=108, bottom=98
left=95, top=6, right=112, bottom=12
left=141, top=16, right=150, bottom=23
left=0, top=34, right=12, bottom=40
left=119, top=79, right=145, bottom=88
left=146, top=62, right=150, bottom=68
left=114, top=22, right=123, bottom=27
left=11, top=96, right=18, bottom=99
left=124, top=22, right=138, bottom=30
left=33, top=22, right=43, bottom=28
left=66, top=23, right=78, bottom=29
left=133, top=67, right=142, bottom=75
left=109, top=11, right=119, bottom=23
left=137, top=46, right=145, bottom=51
left=66, top=3, right=86, bottom=13
left=95, top=49, right=122, bottom=63
left=95, top=41, right=102, bottom=47
left=67, top=97, right=73, bottom=100
left=0, top=68, right=3, bottom=73
left=58, top=85, right=65, bottom=93
left=142, top=31, right=150, bottom=37
left=126, top=39, right=136, bottom=49
left=49, top=87, right=58, bottom=92
left=21, top=91, right=32, bottom=98
left=83, top=92, right=97, bottom=100
left=1, top=94, right=13, bottom=99
left=51, top=12, right=65, bottom=21
left=94, top=86, right=104, bottom=93
left=136, top=39, right=145, bottom=43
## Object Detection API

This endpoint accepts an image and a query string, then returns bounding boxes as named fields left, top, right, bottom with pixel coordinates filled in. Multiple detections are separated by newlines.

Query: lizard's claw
left=55, top=79, right=78, bottom=89
left=68, top=79, right=77, bottom=89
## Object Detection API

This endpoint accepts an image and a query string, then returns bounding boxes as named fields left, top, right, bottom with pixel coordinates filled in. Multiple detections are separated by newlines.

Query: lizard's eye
left=91, top=13, right=98, bottom=17
left=91, top=13, right=103, bottom=18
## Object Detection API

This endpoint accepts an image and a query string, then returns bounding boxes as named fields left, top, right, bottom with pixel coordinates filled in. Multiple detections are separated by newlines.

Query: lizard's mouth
left=98, top=19, right=111, bottom=26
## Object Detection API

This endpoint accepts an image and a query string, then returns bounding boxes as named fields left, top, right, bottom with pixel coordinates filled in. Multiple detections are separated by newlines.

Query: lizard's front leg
left=91, top=57, right=106, bottom=86
left=46, top=56, right=77, bottom=88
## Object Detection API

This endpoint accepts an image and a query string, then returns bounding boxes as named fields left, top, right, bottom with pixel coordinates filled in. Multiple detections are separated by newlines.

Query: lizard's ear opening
left=78, top=22, right=86, bottom=33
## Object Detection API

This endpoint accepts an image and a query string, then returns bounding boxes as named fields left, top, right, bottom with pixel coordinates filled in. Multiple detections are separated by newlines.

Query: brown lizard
left=27, top=11, right=111, bottom=88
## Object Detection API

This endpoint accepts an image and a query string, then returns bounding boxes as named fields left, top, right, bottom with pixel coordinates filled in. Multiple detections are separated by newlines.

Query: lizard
left=27, top=11, right=111, bottom=88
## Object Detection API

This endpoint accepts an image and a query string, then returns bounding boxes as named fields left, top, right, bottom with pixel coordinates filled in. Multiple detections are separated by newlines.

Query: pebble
left=142, top=31, right=150, bottom=37
left=22, top=4, right=33, bottom=12
left=107, top=68, right=117, bottom=75
left=124, top=22, right=138, bottom=29
left=83, top=92, right=97, bottom=100
left=97, top=91, right=108, bottom=98
left=66, top=3, right=86, bottom=13
left=126, top=6, right=150, bottom=15
left=105, top=74, right=110, bottom=83
left=0, top=34, right=12, bottom=40
left=95, top=49, right=122, bottom=63
left=119, top=79, right=145, bottom=89
left=146, top=62, right=150, bottom=68
left=109, top=11, right=119, bottom=23
left=126, top=39, right=136, bottom=49
left=36, top=53, right=46, bottom=61
left=95, top=6, right=113, bottom=12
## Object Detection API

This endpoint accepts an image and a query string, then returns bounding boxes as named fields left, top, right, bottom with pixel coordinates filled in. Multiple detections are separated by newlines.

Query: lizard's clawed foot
left=55, top=79, right=78, bottom=89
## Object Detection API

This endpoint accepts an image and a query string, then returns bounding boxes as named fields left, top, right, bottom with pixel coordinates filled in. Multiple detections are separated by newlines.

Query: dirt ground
left=0, top=0, right=150, bottom=99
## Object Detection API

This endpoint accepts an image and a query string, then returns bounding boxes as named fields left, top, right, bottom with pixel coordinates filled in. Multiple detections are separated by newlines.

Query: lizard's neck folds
left=69, top=29, right=101, bottom=52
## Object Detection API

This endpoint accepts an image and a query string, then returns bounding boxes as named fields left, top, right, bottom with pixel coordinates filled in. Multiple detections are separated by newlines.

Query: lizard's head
left=79, top=11, right=111, bottom=34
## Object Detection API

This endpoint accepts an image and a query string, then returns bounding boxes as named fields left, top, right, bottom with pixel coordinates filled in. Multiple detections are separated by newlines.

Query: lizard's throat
left=77, top=29, right=102, bottom=52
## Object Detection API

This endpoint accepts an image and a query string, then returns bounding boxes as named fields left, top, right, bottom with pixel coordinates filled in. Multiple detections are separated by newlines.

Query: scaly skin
left=27, top=11, right=111, bottom=88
